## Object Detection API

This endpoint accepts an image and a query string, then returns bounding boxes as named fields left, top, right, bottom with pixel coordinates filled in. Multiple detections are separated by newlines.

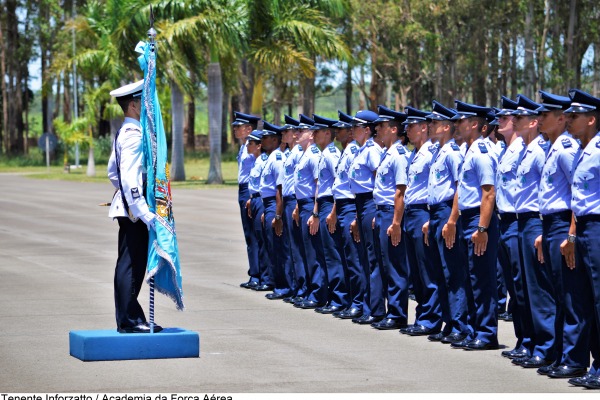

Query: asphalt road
left=0, top=173, right=584, bottom=393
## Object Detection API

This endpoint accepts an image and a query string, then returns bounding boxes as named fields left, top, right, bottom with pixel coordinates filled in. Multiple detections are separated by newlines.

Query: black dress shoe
left=547, top=365, right=588, bottom=379
left=537, top=364, right=557, bottom=375
left=582, top=375, right=600, bottom=389
left=503, top=313, right=513, bottom=322
left=336, top=307, right=363, bottom=319
left=353, top=315, right=384, bottom=325
left=291, top=296, right=304, bottom=304
left=450, top=338, right=471, bottom=348
left=118, top=323, right=162, bottom=333
left=502, top=347, right=529, bottom=359
left=265, top=292, right=287, bottom=300
left=520, top=356, right=551, bottom=368
left=294, top=300, right=323, bottom=309
left=428, top=332, right=445, bottom=342
left=253, top=284, right=274, bottom=291
left=317, top=305, right=345, bottom=314
left=240, top=281, right=258, bottom=289
left=441, top=333, right=467, bottom=344
left=464, top=339, right=499, bottom=351
left=569, top=373, right=595, bottom=387
left=371, top=318, right=407, bottom=330
left=283, top=296, right=294, bottom=303
left=511, top=356, right=530, bottom=365
left=400, top=325, right=440, bottom=336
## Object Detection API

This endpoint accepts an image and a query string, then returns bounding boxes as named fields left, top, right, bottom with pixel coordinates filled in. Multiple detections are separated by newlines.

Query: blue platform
left=69, top=328, right=200, bottom=361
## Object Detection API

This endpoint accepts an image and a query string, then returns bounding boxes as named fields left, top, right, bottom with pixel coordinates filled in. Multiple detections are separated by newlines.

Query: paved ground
left=0, top=173, right=586, bottom=393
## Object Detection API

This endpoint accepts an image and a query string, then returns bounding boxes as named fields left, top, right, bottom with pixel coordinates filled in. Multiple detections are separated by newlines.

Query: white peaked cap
left=110, top=79, right=144, bottom=98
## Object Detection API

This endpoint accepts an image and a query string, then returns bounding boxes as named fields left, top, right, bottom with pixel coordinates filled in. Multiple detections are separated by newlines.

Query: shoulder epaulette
left=366, top=141, right=374, bottom=147
left=596, top=140, right=600, bottom=148
left=562, top=138, right=572, bottom=149
left=350, top=145, right=358, bottom=154
left=428, top=144, right=438, bottom=152
left=311, top=145, right=320, bottom=154
left=328, top=143, right=337, bottom=153
left=397, top=145, right=406, bottom=155
left=478, top=142, right=488, bottom=153
left=276, top=153, right=282, bottom=160
left=261, top=153, right=268, bottom=161
left=298, top=145, right=303, bottom=151
left=500, top=141, right=506, bottom=148
left=450, top=143, right=460, bottom=151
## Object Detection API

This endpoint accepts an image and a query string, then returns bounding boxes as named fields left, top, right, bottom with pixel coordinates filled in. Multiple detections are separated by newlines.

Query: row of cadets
left=399, top=106, right=441, bottom=336
left=370, top=106, right=411, bottom=329
left=423, top=101, right=469, bottom=344
left=234, top=112, right=265, bottom=290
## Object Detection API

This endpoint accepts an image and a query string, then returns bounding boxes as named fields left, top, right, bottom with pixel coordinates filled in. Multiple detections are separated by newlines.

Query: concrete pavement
left=0, top=173, right=583, bottom=392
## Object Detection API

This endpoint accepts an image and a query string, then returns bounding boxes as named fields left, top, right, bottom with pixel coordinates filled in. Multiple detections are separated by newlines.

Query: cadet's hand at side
left=141, top=212, right=156, bottom=231
left=387, top=222, right=402, bottom=246
left=471, top=230, right=488, bottom=256
left=272, top=218, right=283, bottom=236
left=422, top=221, right=429, bottom=246
left=560, top=239, right=575, bottom=270
left=442, top=222, right=456, bottom=249
left=292, top=206, right=299, bottom=226
left=326, top=212, right=337, bottom=234
left=534, top=235, right=544, bottom=263
left=308, top=215, right=320, bottom=235
left=350, top=219, right=360, bottom=243
left=246, top=199, right=252, bottom=218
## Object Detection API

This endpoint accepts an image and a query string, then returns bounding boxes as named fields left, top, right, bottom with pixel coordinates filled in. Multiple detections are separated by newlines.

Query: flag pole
left=147, top=6, right=157, bottom=334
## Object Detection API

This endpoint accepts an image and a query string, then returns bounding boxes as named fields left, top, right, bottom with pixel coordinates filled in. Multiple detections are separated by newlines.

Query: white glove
left=140, top=212, right=156, bottom=230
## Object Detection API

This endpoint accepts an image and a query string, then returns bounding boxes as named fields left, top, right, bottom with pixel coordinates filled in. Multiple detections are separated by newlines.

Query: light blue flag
left=135, top=40, right=184, bottom=310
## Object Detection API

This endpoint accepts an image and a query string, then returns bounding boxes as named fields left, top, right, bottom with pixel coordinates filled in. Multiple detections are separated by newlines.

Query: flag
left=135, top=40, right=184, bottom=310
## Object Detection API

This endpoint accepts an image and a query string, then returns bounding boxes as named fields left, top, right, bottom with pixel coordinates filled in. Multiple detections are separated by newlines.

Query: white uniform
left=107, top=117, right=152, bottom=223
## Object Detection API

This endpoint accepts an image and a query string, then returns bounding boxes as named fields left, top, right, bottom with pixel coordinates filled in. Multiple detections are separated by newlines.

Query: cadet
left=423, top=101, right=469, bottom=344
left=564, top=89, right=600, bottom=390
left=259, top=121, right=292, bottom=300
left=371, top=106, right=411, bottom=330
left=511, top=94, right=556, bottom=368
left=534, top=90, right=584, bottom=379
left=400, top=106, right=443, bottom=337
left=309, top=114, right=348, bottom=314
left=330, top=111, right=366, bottom=320
left=293, top=117, right=328, bottom=309
left=348, top=109, right=385, bottom=325
left=107, top=80, right=161, bottom=333
left=494, top=96, right=531, bottom=361
left=280, top=115, right=307, bottom=304
left=245, top=130, right=273, bottom=291
left=450, top=100, right=499, bottom=351
left=233, top=112, right=262, bottom=290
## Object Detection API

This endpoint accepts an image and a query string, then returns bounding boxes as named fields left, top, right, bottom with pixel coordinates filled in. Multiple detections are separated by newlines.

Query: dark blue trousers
left=404, top=205, right=443, bottom=330
left=460, top=209, right=499, bottom=344
left=297, top=197, right=327, bottom=304
left=374, top=205, right=409, bottom=321
left=239, top=183, right=259, bottom=282
left=336, top=198, right=365, bottom=310
left=574, top=217, right=600, bottom=374
left=518, top=214, right=556, bottom=360
left=355, top=192, right=382, bottom=317
left=114, top=217, right=148, bottom=330
left=428, top=201, right=469, bottom=335
left=263, top=196, right=292, bottom=296
left=250, top=196, right=272, bottom=285
left=318, top=197, right=348, bottom=308
left=283, top=196, right=306, bottom=297
left=498, top=213, right=530, bottom=352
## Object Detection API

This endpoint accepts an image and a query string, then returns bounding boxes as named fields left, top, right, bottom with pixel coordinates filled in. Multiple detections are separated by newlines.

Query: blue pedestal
left=69, top=328, right=200, bottom=361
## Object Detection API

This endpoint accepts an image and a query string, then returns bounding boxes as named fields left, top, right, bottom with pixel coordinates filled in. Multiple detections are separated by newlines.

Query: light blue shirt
left=428, top=139, right=463, bottom=205
left=282, top=145, right=302, bottom=197
left=294, top=143, right=321, bottom=200
left=237, top=144, right=255, bottom=184
left=373, top=142, right=409, bottom=206
left=571, top=132, right=600, bottom=217
left=349, top=138, right=384, bottom=194
left=495, top=137, right=526, bottom=213
left=259, top=148, right=285, bottom=198
left=332, top=140, right=360, bottom=200
left=317, top=142, right=341, bottom=198
left=514, top=134, right=548, bottom=213
left=249, top=153, right=269, bottom=194
left=460, top=142, right=468, bottom=158
left=458, top=136, right=497, bottom=210
left=405, top=139, right=437, bottom=205
left=483, top=136, right=500, bottom=161
left=539, top=133, right=579, bottom=215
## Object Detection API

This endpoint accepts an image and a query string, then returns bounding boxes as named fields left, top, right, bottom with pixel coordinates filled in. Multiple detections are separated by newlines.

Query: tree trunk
left=207, top=62, right=224, bottom=184
left=594, top=42, right=600, bottom=98
left=510, top=33, right=518, bottom=99
left=184, top=95, right=195, bottom=151
left=500, top=33, right=509, bottom=98
left=251, top=74, right=264, bottom=116
left=230, top=95, right=240, bottom=151
left=565, top=0, right=577, bottom=90
left=0, top=13, right=7, bottom=154
left=170, top=79, right=186, bottom=181
left=537, top=0, right=551, bottom=91
left=345, top=61, right=353, bottom=114
left=221, top=89, right=228, bottom=154
left=302, top=75, right=315, bottom=116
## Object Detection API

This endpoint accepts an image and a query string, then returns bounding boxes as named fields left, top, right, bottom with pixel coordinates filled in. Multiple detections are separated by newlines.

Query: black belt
left=428, top=199, right=453, bottom=212
left=239, top=183, right=249, bottom=189
left=515, top=211, right=539, bottom=220
left=497, top=212, right=517, bottom=222
left=283, top=195, right=296, bottom=202
left=575, top=214, right=600, bottom=223
left=262, top=196, right=276, bottom=202
left=355, top=192, right=373, bottom=200
left=376, top=204, right=394, bottom=211
left=405, top=203, right=429, bottom=211
left=250, top=193, right=261, bottom=199
left=335, top=198, right=355, bottom=206
left=459, top=207, right=479, bottom=217
left=317, top=195, right=334, bottom=204
left=540, top=210, right=571, bottom=221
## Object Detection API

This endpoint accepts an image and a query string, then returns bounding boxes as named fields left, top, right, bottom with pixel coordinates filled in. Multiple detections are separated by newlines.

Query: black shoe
left=503, top=313, right=513, bottom=322
left=290, top=296, right=304, bottom=304
left=371, top=318, right=407, bottom=330
left=253, top=284, right=274, bottom=291
left=428, top=332, right=445, bottom=342
left=336, top=307, right=363, bottom=319
left=400, top=325, right=440, bottom=336
left=582, top=375, right=600, bottom=389
left=502, top=347, right=529, bottom=359
left=353, top=315, right=384, bottom=325
left=283, top=296, right=295, bottom=303
left=240, top=280, right=258, bottom=289
left=463, top=339, right=499, bottom=351
left=118, top=323, right=162, bottom=333
left=520, top=356, right=551, bottom=368
left=450, top=338, right=471, bottom=349
left=569, top=373, right=597, bottom=388
left=511, top=356, right=530, bottom=365
left=441, top=333, right=468, bottom=344
left=294, top=300, right=323, bottom=309
left=547, top=365, right=588, bottom=379
left=408, top=293, right=416, bottom=301
left=537, top=364, right=557, bottom=376
left=265, top=292, right=287, bottom=300
left=317, top=305, right=345, bottom=314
